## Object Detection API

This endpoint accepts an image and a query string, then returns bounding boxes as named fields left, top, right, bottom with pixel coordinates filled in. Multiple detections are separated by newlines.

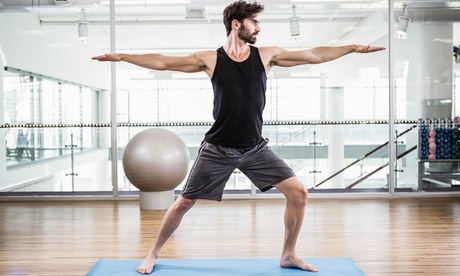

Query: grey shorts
left=181, top=139, right=295, bottom=201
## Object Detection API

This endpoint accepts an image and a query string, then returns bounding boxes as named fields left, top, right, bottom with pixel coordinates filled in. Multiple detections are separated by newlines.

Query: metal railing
left=314, top=124, right=418, bottom=189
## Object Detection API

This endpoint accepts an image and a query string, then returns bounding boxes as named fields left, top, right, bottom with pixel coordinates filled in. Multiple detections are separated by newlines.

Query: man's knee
left=294, top=185, right=309, bottom=206
left=174, top=196, right=196, bottom=212
left=279, top=178, right=308, bottom=206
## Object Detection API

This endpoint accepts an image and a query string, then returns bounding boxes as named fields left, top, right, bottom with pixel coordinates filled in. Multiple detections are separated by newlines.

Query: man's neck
left=224, top=35, right=251, bottom=61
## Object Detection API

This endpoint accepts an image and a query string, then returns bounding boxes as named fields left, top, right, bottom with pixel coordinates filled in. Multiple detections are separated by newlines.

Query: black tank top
left=204, top=46, right=267, bottom=148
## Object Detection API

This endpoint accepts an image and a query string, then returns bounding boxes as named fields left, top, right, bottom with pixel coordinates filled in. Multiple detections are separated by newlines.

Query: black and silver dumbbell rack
left=417, top=118, right=460, bottom=190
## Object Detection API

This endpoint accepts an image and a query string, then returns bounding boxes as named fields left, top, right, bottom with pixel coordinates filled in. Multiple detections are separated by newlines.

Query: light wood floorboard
left=0, top=197, right=459, bottom=275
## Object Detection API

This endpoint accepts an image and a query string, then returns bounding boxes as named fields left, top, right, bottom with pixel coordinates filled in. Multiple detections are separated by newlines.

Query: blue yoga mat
left=86, top=258, right=365, bottom=276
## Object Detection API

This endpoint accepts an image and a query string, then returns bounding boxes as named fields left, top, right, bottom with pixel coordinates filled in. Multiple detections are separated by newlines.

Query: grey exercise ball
left=122, top=128, right=190, bottom=192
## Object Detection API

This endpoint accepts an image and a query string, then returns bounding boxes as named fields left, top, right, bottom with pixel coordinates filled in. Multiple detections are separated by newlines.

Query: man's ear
left=231, top=19, right=241, bottom=30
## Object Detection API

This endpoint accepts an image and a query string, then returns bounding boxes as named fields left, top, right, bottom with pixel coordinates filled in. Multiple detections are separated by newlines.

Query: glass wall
left=116, top=77, right=396, bottom=194
left=4, top=69, right=101, bottom=163
left=0, top=1, right=111, bottom=194
left=1, top=1, right=459, bottom=197
left=2, top=68, right=110, bottom=192
left=393, top=1, right=460, bottom=193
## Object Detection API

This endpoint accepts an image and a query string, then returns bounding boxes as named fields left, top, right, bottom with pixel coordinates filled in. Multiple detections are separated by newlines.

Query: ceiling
left=0, top=0, right=459, bottom=79
left=1, top=1, right=459, bottom=50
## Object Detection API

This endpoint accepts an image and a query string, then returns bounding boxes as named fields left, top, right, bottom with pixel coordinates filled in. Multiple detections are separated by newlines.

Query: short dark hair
left=223, top=1, right=264, bottom=36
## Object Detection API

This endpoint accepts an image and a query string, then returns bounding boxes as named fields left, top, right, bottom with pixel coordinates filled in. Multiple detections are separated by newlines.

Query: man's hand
left=91, top=53, right=122, bottom=62
left=355, top=45, right=386, bottom=53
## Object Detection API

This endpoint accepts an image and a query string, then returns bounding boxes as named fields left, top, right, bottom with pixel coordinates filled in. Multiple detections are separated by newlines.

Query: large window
left=1, top=1, right=460, bottom=196
left=3, top=68, right=102, bottom=166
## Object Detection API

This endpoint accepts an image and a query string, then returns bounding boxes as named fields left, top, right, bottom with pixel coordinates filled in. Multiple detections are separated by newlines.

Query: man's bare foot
left=137, top=255, right=157, bottom=275
left=280, top=255, right=318, bottom=272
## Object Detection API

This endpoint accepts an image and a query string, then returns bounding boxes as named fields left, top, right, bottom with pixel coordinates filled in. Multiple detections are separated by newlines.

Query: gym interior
left=0, top=1, right=459, bottom=275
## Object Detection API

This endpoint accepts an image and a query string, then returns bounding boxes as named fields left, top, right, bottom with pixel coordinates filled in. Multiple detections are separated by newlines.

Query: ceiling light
left=54, top=0, right=70, bottom=4
left=185, top=4, right=205, bottom=19
left=77, top=8, right=88, bottom=42
left=289, top=5, right=300, bottom=37
left=394, top=3, right=411, bottom=40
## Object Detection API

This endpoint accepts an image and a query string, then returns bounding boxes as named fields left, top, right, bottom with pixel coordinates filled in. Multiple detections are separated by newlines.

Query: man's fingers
left=357, top=45, right=386, bottom=53
left=91, top=53, right=121, bottom=61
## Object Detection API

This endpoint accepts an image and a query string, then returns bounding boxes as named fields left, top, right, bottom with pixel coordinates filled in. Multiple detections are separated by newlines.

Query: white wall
left=0, top=11, right=111, bottom=189
left=0, top=12, right=109, bottom=89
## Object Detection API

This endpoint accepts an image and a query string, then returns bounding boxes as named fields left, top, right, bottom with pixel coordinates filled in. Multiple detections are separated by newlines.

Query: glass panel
left=2, top=72, right=109, bottom=191
left=3, top=126, right=111, bottom=192
left=116, top=123, right=394, bottom=194
left=394, top=3, right=460, bottom=193
left=262, top=123, right=391, bottom=193
left=8, top=1, right=460, bottom=197
left=0, top=0, right=111, bottom=195
left=112, top=2, right=392, bottom=196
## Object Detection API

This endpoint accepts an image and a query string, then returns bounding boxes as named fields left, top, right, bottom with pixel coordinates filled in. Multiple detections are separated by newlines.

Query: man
left=92, top=1, right=385, bottom=274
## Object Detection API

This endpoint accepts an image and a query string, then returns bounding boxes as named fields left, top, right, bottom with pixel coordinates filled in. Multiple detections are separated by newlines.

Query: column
left=326, top=87, right=345, bottom=188
left=0, top=45, right=6, bottom=188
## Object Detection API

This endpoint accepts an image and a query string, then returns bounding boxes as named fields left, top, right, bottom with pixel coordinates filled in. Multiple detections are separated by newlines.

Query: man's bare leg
left=137, top=196, right=196, bottom=274
left=275, top=177, right=318, bottom=272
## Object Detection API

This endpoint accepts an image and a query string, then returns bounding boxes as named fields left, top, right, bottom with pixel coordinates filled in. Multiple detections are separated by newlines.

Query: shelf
left=418, top=159, right=460, bottom=163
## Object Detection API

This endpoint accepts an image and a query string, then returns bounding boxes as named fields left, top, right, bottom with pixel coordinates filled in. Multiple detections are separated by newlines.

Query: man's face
left=238, top=16, right=260, bottom=44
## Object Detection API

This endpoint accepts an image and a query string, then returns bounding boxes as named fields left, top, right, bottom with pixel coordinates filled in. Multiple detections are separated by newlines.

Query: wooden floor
left=1, top=196, right=459, bottom=276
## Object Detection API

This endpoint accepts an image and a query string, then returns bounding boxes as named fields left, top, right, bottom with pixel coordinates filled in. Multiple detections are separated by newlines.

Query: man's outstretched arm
left=91, top=51, right=214, bottom=73
left=267, top=44, right=386, bottom=68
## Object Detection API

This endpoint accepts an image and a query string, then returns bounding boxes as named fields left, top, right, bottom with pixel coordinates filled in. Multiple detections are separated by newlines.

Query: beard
left=238, top=24, right=257, bottom=44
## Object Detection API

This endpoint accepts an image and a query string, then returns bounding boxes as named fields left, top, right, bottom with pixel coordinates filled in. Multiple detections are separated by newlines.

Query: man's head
left=223, top=1, right=264, bottom=37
